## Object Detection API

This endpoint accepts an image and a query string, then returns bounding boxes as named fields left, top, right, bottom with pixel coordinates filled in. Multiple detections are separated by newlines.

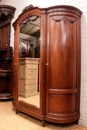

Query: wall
left=0, top=0, right=87, bottom=126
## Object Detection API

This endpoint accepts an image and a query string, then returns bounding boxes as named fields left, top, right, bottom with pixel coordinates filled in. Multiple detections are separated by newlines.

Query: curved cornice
left=0, top=5, right=16, bottom=27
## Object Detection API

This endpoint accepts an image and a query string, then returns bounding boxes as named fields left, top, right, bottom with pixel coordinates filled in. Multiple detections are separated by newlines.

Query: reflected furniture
left=18, top=58, right=39, bottom=97
left=0, top=5, right=16, bottom=100
left=13, top=5, right=82, bottom=126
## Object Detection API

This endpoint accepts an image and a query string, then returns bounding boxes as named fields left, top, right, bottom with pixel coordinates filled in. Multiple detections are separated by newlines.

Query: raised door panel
left=46, top=13, right=78, bottom=121
left=49, top=95, right=76, bottom=114
left=48, top=15, right=77, bottom=89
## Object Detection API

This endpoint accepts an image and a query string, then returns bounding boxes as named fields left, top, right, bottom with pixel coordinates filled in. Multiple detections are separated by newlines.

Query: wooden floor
left=0, top=100, right=87, bottom=130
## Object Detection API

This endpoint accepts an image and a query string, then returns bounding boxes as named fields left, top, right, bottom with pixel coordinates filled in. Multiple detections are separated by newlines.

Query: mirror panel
left=18, top=15, right=40, bottom=108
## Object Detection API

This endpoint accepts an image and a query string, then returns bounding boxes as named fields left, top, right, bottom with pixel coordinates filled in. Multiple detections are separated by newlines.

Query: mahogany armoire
left=13, top=5, right=82, bottom=126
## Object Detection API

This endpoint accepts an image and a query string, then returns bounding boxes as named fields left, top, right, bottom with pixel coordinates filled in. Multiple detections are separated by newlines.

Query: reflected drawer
left=25, top=84, right=37, bottom=89
left=25, top=88, right=37, bottom=94
left=26, top=75, right=38, bottom=79
left=26, top=64, right=38, bottom=68
left=19, top=58, right=39, bottom=64
left=25, top=79, right=37, bottom=85
left=25, top=69, right=38, bottom=75
left=25, top=60, right=38, bottom=64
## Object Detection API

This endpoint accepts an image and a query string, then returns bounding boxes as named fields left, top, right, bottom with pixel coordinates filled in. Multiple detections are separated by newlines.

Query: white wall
left=0, top=0, right=87, bottom=127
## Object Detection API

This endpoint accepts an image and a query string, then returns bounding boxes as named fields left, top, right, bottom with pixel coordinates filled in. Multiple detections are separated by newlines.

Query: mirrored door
left=18, top=15, right=41, bottom=108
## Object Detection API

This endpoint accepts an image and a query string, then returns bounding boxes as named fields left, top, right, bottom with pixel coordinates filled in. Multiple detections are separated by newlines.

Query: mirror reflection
left=18, top=15, right=40, bottom=108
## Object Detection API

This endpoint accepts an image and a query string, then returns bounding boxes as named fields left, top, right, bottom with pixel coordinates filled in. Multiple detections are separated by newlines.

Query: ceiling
left=20, top=16, right=40, bottom=40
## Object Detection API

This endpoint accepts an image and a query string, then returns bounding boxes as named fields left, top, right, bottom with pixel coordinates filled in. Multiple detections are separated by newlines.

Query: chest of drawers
left=18, top=58, right=39, bottom=97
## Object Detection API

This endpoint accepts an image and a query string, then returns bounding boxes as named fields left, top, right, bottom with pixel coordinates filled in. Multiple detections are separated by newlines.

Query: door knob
left=45, top=63, right=49, bottom=66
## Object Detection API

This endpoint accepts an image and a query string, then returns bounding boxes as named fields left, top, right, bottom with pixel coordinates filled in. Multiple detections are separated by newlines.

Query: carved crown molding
left=0, top=5, right=16, bottom=27
left=21, top=15, right=39, bottom=25
left=22, top=4, right=33, bottom=13
left=52, top=16, right=77, bottom=24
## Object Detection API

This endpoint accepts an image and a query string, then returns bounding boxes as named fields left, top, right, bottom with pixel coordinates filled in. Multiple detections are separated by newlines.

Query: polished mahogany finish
left=13, top=5, right=82, bottom=126
left=0, top=5, right=16, bottom=100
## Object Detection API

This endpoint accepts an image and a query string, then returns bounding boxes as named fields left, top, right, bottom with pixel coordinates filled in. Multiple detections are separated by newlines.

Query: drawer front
left=25, top=84, right=37, bottom=90
left=26, top=75, right=38, bottom=79
left=26, top=68, right=38, bottom=73
left=19, top=59, right=39, bottom=64
left=26, top=60, right=38, bottom=64
left=25, top=79, right=37, bottom=85
left=19, top=80, right=37, bottom=91
left=19, top=64, right=38, bottom=69
left=25, top=87, right=37, bottom=94
left=19, top=66, right=38, bottom=78
left=26, top=64, right=38, bottom=69
left=25, top=69, right=38, bottom=76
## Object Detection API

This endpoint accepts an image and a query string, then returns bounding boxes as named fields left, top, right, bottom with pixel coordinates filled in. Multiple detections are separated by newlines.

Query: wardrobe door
left=46, top=8, right=81, bottom=123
